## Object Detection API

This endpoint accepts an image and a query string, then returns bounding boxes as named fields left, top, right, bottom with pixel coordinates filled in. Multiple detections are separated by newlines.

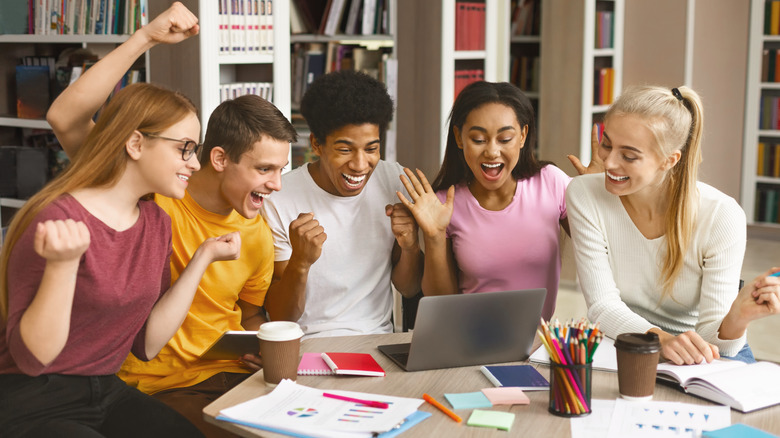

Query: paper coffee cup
left=615, top=333, right=661, bottom=400
left=257, top=321, right=304, bottom=386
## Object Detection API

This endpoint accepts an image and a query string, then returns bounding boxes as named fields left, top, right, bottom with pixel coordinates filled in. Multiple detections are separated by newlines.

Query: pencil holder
left=548, top=361, right=592, bottom=417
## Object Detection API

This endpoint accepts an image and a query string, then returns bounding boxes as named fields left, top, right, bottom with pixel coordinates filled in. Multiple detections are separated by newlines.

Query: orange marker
left=423, top=393, right=462, bottom=423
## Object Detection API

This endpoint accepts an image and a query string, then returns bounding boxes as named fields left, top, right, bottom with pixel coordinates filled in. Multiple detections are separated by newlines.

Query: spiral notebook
left=297, top=352, right=335, bottom=376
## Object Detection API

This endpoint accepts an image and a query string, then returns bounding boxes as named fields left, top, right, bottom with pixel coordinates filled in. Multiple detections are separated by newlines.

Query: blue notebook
left=480, top=365, right=549, bottom=391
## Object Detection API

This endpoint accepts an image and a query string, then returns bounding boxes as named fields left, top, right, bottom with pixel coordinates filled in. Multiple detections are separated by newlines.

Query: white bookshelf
left=742, top=0, right=779, bottom=224
left=578, top=0, right=624, bottom=163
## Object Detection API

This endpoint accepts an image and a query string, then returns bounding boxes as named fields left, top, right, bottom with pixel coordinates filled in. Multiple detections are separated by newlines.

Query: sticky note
left=466, top=409, right=515, bottom=431
left=703, top=423, right=779, bottom=438
left=481, top=387, right=530, bottom=405
left=443, top=391, right=492, bottom=410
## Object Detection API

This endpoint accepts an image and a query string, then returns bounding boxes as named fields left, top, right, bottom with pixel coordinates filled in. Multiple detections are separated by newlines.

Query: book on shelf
left=766, top=1, right=780, bottom=35
left=510, top=0, right=539, bottom=36
left=219, top=82, right=274, bottom=103
left=219, top=0, right=274, bottom=55
left=454, top=68, right=484, bottom=101
left=15, top=65, right=50, bottom=120
left=28, top=0, right=147, bottom=36
left=656, top=359, right=780, bottom=413
left=455, top=2, right=485, bottom=51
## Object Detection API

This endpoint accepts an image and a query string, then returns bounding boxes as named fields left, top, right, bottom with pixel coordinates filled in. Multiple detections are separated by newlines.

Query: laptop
left=378, top=289, right=546, bottom=372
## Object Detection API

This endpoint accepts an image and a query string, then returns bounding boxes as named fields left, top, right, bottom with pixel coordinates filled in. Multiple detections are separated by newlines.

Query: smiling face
left=454, top=103, right=527, bottom=193
left=308, top=123, right=381, bottom=197
left=139, top=112, right=202, bottom=200
left=219, top=136, right=290, bottom=219
left=598, top=114, right=679, bottom=199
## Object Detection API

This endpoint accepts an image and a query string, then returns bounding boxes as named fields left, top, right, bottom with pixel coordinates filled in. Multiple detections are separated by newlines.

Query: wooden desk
left=204, top=333, right=780, bottom=437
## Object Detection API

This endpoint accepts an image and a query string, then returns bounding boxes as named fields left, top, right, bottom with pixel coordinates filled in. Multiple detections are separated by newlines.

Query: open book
left=656, top=360, right=780, bottom=413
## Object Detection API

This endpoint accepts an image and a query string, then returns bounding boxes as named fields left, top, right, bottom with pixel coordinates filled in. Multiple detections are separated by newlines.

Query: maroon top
left=0, top=194, right=172, bottom=376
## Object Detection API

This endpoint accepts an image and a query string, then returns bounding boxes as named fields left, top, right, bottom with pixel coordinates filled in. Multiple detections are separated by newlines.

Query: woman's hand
left=395, top=168, right=454, bottom=239
left=720, top=269, right=780, bottom=340
left=651, top=329, right=719, bottom=365
left=138, top=1, right=199, bottom=46
left=33, top=219, right=91, bottom=263
left=567, top=124, right=605, bottom=175
left=199, top=231, right=242, bottom=263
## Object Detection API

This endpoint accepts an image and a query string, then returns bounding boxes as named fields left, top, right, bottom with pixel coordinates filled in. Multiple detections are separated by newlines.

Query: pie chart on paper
left=287, top=407, right=318, bottom=418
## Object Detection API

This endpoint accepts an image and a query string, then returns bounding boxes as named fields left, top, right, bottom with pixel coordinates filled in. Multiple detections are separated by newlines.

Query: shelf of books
left=509, top=0, right=541, bottom=102
left=0, top=1, right=149, bottom=218
left=579, top=0, right=623, bottom=162
left=288, top=0, right=398, bottom=166
left=442, top=0, right=499, bottom=157
left=742, top=0, right=780, bottom=225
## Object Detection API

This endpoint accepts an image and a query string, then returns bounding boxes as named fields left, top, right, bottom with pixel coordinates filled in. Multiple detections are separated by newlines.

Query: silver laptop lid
left=405, top=289, right=546, bottom=371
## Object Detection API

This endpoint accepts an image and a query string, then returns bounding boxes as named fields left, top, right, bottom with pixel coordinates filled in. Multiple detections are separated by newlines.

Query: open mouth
left=177, top=174, right=190, bottom=182
left=342, top=173, right=367, bottom=189
left=481, top=162, right=504, bottom=179
left=250, top=191, right=269, bottom=207
left=606, top=171, right=629, bottom=182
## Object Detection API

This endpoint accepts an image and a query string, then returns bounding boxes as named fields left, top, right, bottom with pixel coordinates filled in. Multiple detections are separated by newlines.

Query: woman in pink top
left=397, top=81, right=571, bottom=319
left=0, top=4, right=240, bottom=437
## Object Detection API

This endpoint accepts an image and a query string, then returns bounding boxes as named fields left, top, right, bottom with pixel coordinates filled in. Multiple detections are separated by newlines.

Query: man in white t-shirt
left=261, top=70, right=423, bottom=338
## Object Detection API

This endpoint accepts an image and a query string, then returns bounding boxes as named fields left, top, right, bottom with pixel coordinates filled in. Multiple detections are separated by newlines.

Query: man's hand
left=288, top=213, right=327, bottom=267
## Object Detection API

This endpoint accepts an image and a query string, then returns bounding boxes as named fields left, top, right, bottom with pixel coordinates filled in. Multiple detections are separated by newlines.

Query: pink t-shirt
left=0, top=195, right=172, bottom=376
left=436, top=165, right=571, bottom=320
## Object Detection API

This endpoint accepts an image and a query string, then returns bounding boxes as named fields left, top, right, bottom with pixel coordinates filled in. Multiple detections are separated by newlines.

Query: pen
left=770, top=271, right=780, bottom=277
left=322, top=392, right=389, bottom=409
left=422, top=393, right=462, bottom=423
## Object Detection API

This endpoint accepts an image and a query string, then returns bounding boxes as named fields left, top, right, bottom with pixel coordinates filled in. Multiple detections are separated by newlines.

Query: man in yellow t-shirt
left=117, top=95, right=296, bottom=437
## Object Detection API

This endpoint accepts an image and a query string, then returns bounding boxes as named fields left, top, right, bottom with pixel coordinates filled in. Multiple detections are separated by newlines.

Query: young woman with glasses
left=0, top=4, right=239, bottom=436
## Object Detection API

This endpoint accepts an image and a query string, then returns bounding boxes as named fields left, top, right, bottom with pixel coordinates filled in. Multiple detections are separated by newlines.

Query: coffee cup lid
left=615, top=332, right=661, bottom=353
left=257, top=321, right=304, bottom=341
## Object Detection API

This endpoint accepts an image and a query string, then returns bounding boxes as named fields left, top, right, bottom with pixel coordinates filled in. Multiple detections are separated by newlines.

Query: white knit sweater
left=566, top=173, right=747, bottom=356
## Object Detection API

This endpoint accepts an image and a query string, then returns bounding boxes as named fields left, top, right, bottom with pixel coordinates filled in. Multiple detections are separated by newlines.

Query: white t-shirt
left=566, top=173, right=747, bottom=356
left=261, top=160, right=407, bottom=338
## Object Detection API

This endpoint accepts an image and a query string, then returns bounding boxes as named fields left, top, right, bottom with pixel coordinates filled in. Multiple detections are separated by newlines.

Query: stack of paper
left=217, top=380, right=429, bottom=438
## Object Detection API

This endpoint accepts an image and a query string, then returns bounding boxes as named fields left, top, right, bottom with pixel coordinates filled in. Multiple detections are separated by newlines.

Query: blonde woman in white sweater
left=566, top=85, right=780, bottom=365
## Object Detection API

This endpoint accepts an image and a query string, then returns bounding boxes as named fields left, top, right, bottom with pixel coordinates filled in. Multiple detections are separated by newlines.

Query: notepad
left=480, top=364, right=549, bottom=390
left=443, top=391, right=492, bottom=410
left=466, top=409, right=515, bottom=431
left=297, top=352, right=334, bottom=376
left=321, top=352, right=386, bottom=376
left=656, top=360, right=780, bottom=413
left=481, top=387, right=530, bottom=405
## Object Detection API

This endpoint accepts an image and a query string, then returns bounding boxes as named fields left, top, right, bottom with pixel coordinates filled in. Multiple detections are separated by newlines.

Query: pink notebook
left=297, top=352, right=335, bottom=376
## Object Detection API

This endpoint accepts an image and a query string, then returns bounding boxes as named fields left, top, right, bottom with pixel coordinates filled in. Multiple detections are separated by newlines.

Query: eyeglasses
left=140, top=132, right=203, bottom=161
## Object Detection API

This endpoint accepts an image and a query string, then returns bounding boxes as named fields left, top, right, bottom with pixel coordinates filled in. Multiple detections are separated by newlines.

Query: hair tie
left=671, top=88, right=683, bottom=101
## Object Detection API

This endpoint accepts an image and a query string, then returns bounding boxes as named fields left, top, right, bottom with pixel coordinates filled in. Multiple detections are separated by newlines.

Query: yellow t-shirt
left=117, top=192, right=274, bottom=394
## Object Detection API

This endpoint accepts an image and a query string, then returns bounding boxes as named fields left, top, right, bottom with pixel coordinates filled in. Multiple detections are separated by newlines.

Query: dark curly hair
left=300, top=70, right=394, bottom=145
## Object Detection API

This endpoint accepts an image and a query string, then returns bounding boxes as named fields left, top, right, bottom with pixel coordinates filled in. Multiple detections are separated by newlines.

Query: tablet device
left=200, top=331, right=259, bottom=360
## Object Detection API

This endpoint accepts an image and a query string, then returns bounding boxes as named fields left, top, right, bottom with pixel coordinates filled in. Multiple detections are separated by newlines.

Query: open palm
left=396, top=168, right=454, bottom=238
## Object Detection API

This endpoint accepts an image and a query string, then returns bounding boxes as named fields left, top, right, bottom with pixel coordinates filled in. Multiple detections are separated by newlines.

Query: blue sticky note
left=443, top=391, right=493, bottom=410
left=703, top=423, right=779, bottom=438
